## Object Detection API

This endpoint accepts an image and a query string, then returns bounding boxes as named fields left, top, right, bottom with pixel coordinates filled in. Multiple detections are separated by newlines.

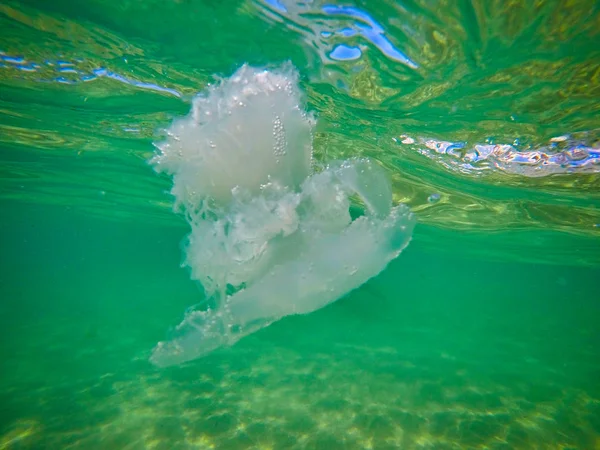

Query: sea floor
left=1, top=210, right=598, bottom=449
left=1, top=301, right=599, bottom=450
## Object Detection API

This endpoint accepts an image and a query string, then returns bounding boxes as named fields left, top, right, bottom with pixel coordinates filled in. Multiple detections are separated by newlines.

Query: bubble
left=427, top=193, right=441, bottom=203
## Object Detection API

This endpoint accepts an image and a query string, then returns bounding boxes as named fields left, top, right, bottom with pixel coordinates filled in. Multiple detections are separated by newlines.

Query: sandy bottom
left=2, top=315, right=599, bottom=450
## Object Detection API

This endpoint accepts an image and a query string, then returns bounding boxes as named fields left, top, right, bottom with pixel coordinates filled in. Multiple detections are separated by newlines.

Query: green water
left=1, top=0, right=600, bottom=449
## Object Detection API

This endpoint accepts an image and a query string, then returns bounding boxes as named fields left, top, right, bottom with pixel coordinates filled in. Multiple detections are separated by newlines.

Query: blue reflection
left=427, top=193, right=441, bottom=203
left=1, top=54, right=26, bottom=64
left=322, top=5, right=381, bottom=30
left=322, top=5, right=418, bottom=68
left=339, top=27, right=357, bottom=37
left=407, top=135, right=600, bottom=177
left=92, top=68, right=181, bottom=97
left=263, top=0, right=287, bottom=13
left=511, top=154, right=534, bottom=164
left=1, top=52, right=181, bottom=97
left=329, top=44, right=362, bottom=61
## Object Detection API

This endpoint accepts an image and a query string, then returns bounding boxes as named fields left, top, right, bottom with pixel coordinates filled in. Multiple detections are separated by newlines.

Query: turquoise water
left=1, top=0, right=600, bottom=448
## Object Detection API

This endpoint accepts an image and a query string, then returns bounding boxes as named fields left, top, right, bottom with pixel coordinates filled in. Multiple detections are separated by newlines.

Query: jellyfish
left=149, top=64, right=415, bottom=367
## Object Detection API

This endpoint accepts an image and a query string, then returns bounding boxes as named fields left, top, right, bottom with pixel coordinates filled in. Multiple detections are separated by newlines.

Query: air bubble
left=428, top=193, right=441, bottom=203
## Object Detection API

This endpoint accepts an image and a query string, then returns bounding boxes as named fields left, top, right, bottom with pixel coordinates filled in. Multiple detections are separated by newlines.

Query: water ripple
left=256, top=0, right=418, bottom=68
left=393, top=133, right=600, bottom=177
left=321, top=5, right=418, bottom=68
left=5, top=49, right=597, bottom=179
left=0, top=51, right=181, bottom=97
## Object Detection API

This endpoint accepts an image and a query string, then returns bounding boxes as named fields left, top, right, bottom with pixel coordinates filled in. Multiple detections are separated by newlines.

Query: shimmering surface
left=1, top=0, right=599, bottom=259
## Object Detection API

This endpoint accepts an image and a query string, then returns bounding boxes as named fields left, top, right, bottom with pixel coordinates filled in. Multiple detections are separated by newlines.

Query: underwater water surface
left=1, top=0, right=600, bottom=449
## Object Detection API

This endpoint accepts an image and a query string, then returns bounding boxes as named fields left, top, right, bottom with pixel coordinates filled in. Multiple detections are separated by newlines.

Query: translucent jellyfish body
left=150, top=64, right=415, bottom=367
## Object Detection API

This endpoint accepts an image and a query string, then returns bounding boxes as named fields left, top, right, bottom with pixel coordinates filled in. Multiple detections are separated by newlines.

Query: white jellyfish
left=149, top=64, right=415, bottom=367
